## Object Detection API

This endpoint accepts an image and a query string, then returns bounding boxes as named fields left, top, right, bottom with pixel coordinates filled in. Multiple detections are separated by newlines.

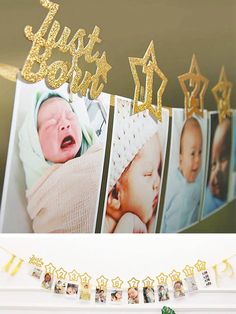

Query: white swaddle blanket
left=26, top=144, right=103, bottom=233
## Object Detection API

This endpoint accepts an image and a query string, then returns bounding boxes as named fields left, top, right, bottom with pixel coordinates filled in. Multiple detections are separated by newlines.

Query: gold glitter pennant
left=178, top=54, right=209, bottom=119
left=111, top=276, right=123, bottom=289
left=44, top=262, right=56, bottom=275
left=142, top=276, right=154, bottom=288
left=0, top=64, right=19, bottom=82
left=129, top=40, right=168, bottom=121
left=182, top=265, right=195, bottom=278
left=80, top=272, right=92, bottom=285
left=194, top=260, right=206, bottom=272
left=212, top=66, right=232, bottom=124
left=128, top=277, right=140, bottom=288
left=28, top=254, right=44, bottom=268
left=68, top=269, right=80, bottom=282
left=96, top=275, right=109, bottom=288
left=169, top=270, right=181, bottom=282
left=21, top=0, right=111, bottom=98
left=156, top=273, right=168, bottom=285
left=55, top=267, right=67, bottom=280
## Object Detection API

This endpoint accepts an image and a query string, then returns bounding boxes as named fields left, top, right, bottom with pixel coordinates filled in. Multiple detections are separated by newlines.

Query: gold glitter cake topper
left=21, top=0, right=111, bottom=98
left=129, top=40, right=168, bottom=122
left=80, top=272, right=92, bottom=285
left=212, top=66, right=232, bottom=123
left=178, top=54, right=209, bottom=119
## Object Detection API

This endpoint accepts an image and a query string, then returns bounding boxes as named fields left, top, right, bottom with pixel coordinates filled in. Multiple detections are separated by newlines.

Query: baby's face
left=38, top=97, right=82, bottom=163
left=179, top=122, right=202, bottom=183
left=128, top=288, right=138, bottom=299
left=209, top=119, right=231, bottom=200
left=67, top=287, right=76, bottom=295
left=119, top=133, right=162, bottom=224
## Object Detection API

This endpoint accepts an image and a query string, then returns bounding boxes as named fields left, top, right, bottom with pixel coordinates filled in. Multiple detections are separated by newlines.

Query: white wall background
left=0, top=234, right=236, bottom=313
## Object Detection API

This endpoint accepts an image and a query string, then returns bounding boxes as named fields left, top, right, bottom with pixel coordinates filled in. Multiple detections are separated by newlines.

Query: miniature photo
left=128, top=287, right=139, bottom=304
left=54, top=280, right=67, bottom=294
left=66, top=283, right=79, bottom=296
left=161, top=109, right=208, bottom=232
left=95, top=286, right=107, bottom=303
left=29, top=267, right=43, bottom=280
left=102, top=96, right=169, bottom=233
left=173, top=280, right=185, bottom=298
left=111, top=290, right=123, bottom=304
left=157, top=284, right=170, bottom=302
left=184, top=276, right=198, bottom=293
left=0, top=79, right=110, bottom=233
left=202, top=113, right=232, bottom=218
left=143, top=286, right=155, bottom=303
left=79, top=283, right=91, bottom=301
left=229, top=111, right=236, bottom=200
left=41, top=272, right=53, bottom=290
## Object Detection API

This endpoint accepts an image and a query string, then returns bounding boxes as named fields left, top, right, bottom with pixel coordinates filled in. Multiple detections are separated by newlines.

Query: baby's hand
left=114, top=213, right=147, bottom=233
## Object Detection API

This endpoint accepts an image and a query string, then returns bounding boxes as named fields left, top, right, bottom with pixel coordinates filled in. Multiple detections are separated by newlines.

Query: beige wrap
left=26, top=144, right=103, bottom=233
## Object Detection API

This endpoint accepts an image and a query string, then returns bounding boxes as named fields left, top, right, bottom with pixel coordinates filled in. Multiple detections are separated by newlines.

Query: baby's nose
left=59, top=121, right=71, bottom=131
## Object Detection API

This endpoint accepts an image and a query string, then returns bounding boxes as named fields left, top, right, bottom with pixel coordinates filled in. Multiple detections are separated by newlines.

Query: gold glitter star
left=55, top=267, right=67, bottom=280
left=28, top=254, right=44, bottom=268
left=212, top=66, right=232, bottom=123
left=169, top=270, right=181, bottom=282
left=129, top=40, right=168, bottom=121
left=80, top=272, right=92, bottom=285
left=178, top=54, right=209, bottom=119
left=44, top=262, right=56, bottom=275
left=96, top=52, right=112, bottom=83
left=194, top=260, right=206, bottom=272
left=142, top=276, right=154, bottom=288
left=128, top=277, right=140, bottom=288
left=96, top=275, right=109, bottom=288
left=182, top=265, right=195, bottom=278
left=68, top=269, right=80, bottom=282
left=111, top=276, right=123, bottom=289
left=156, top=273, right=168, bottom=285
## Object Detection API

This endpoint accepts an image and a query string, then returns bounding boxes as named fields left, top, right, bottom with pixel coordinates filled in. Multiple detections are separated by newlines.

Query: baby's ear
left=107, top=184, right=121, bottom=211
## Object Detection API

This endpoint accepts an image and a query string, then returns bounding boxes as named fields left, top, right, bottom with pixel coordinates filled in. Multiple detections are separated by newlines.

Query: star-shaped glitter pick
left=96, top=275, right=109, bottom=288
left=55, top=267, right=67, bottom=280
left=182, top=265, right=195, bottom=278
left=178, top=54, right=209, bottom=119
left=194, top=260, right=206, bottom=272
left=212, top=66, right=232, bottom=124
left=129, top=40, right=168, bottom=121
left=128, top=277, right=140, bottom=288
left=44, top=262, right=56, bottom=275
left=156, top=273, right=169, bottom=285
left=68, top=269, right=80, bottom=282
left=142, top=276, right=155, bottom=288
left=28, top=254, right=44, bottom=268
left=169, top=270, right=181, bottom=282
left=111, top=276, right=124, bottom=289
left=80, top=272, right=92, bottom=285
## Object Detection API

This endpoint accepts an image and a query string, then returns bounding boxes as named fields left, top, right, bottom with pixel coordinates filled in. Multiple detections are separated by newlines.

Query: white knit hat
left=108, top=97, right=158, bottom=191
